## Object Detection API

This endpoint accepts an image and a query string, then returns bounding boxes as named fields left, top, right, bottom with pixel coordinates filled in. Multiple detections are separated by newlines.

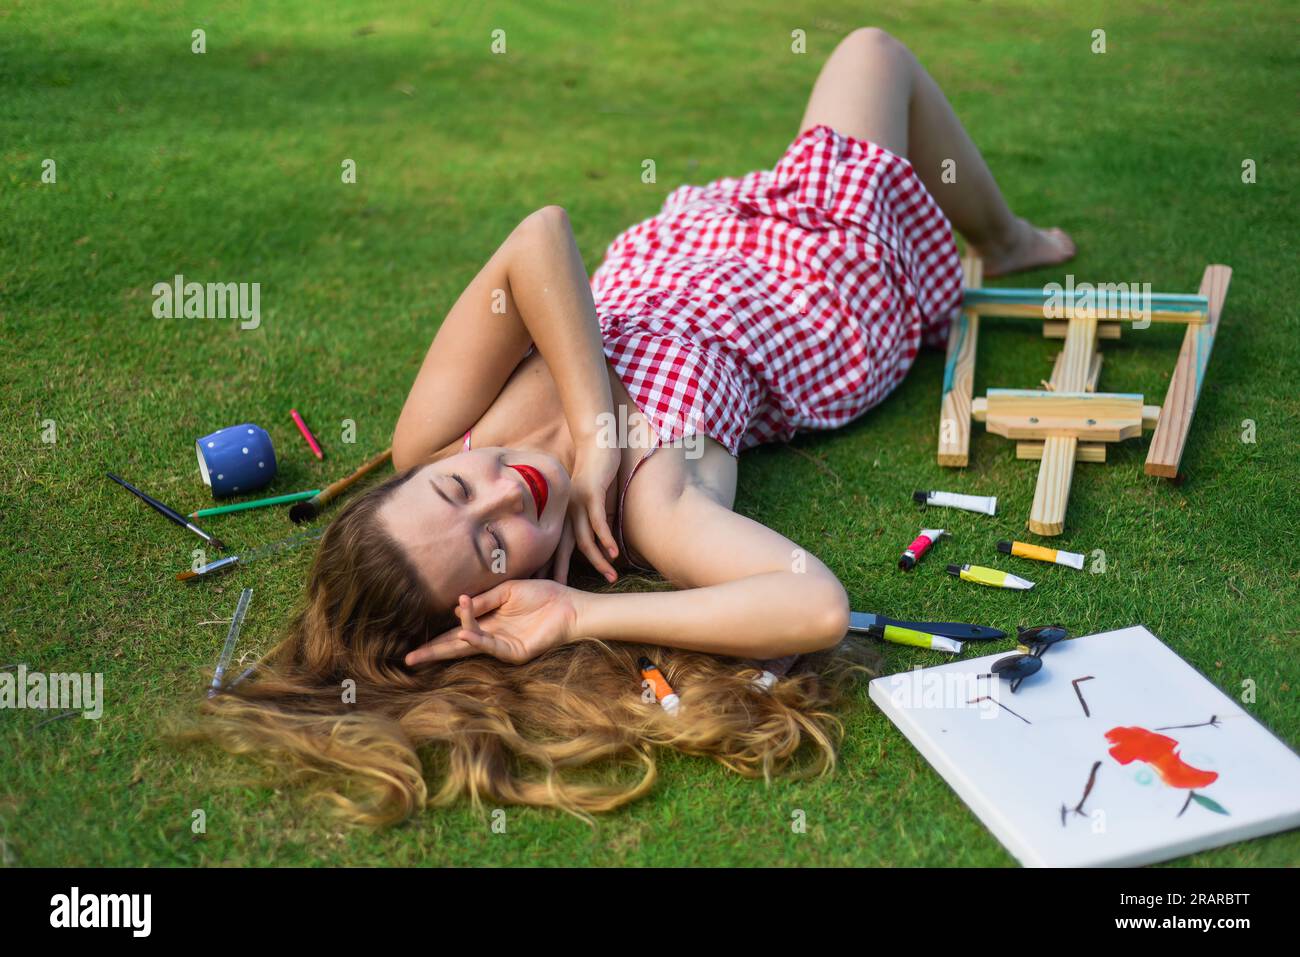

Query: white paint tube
left=752, top=654, right=799, bottom=691
left=913, top=489, right=997, bottom=516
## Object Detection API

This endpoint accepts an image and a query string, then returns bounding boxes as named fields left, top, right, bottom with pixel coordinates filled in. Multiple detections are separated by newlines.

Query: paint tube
left=638, top=657, right=680, bottom=715
left=899, top=528, right=945, bottom=570
left=913, top=490, right=997, bottom=516
left=946, top=563, right=1035, bottom=591
left=996, top=540, right=1085, bottom=570
left=752, top=654, right=799, bottom=690
left=866, top=624, right=963, bottom=654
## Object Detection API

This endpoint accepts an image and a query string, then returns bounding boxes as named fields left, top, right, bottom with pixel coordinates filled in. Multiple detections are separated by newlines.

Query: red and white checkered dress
left=589, top=124, right=965, bottom=567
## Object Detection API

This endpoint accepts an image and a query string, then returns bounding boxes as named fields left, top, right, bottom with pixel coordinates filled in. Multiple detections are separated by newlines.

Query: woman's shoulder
left=617, top=436, right=738, bottom=571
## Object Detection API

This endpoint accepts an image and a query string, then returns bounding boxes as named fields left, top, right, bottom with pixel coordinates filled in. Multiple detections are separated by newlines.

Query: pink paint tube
left=899, top=528, right=946, bottom=571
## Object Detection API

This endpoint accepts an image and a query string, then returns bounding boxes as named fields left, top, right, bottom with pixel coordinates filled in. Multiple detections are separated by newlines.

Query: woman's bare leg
left=798, top=28, right=1074, bottom=277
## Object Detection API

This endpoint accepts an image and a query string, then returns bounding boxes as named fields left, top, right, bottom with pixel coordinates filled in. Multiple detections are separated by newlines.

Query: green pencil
left=189, top=489, right=320, bottom=518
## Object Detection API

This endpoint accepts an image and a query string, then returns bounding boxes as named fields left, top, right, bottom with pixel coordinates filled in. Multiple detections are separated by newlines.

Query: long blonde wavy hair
left=179, top=467, right=876, bottom=826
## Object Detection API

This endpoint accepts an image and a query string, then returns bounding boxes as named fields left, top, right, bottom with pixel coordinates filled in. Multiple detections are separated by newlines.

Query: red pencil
left=290, top=408, right=324, bottom=460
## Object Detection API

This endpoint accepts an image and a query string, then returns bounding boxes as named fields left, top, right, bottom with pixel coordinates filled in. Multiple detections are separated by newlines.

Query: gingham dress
left=587, top=124, right=964, bottom=567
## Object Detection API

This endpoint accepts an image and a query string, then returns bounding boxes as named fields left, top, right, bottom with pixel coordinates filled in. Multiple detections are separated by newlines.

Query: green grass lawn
left=2, top=0, right=1297, bottom=866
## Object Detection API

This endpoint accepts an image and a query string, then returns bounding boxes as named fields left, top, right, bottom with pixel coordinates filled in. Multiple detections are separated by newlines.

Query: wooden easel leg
left=937, top=256, right=983, bottom=466
left=1029, top=317, right=1098, bottom=536
left=1030, top=437, right=1076, bottom=535
left=1145, top=265, right=1232, bottom=478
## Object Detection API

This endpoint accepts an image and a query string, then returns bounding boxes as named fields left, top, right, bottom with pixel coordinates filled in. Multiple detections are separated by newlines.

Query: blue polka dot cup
left=196, top=423, right=278, bottom=498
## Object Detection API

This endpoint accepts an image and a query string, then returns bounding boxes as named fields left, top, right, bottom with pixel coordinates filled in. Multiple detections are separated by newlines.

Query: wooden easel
left=936, top=258, right=1232, bottom=536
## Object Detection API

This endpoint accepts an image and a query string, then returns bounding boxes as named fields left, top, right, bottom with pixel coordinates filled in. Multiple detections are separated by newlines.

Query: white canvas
left=868, top=624, right=1300, bottom=867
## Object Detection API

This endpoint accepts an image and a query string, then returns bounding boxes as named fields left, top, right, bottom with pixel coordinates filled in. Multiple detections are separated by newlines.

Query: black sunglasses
left=987, top=625, right=1069, bottom=693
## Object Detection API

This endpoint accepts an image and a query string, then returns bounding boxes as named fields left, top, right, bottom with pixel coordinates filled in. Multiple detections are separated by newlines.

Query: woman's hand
left=549, top=442, right=621, bottom=585
left=403, top=580, right=583, bottom=667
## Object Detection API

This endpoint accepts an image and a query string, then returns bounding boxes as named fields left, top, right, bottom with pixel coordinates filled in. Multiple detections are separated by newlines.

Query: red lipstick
left=508, top=464, right=548, bottom=518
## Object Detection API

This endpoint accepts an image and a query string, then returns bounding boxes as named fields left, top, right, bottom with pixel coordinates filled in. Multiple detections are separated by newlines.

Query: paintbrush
left=107, top=472, right=226, bottom=551
left=289, top=447, right=392, bottom=524
left=176, top=527, right=325, bottom=581
left=189, top=489, right=319, bottom=518
left=210, top=587, right=253, bottom=698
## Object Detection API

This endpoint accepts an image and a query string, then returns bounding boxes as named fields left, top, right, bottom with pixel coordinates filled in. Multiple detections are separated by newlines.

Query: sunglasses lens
left=1018, top=625, right=1068, bottom=645
left=992, top=654, right=1043, bottom=680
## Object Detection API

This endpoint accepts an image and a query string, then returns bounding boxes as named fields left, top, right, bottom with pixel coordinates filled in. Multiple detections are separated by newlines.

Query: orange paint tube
left=997, top=539, right=1085, bottom=570
left=638, top=657, right=680, bottom=715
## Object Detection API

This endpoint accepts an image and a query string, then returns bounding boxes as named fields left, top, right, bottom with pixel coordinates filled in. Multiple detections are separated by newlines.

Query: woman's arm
left=577, top=480, right=851, bottom=659
left=392, top=205, right=614, bottom=471
left=576, top=570, right=849, bottom=659
left=403, top=475, right=852, bottom=666
left=505, top=206, right=617, bottom=454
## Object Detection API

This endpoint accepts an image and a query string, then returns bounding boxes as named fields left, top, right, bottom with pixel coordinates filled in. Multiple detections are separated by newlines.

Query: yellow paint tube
left=946, top=563, right=1035, bottom=591
left=997, top=540, right=1085, bottom=570
left=866, top=624, right=963, bottom=654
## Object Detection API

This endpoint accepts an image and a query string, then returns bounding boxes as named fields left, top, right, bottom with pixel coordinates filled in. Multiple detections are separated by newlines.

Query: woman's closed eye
left=451, top=473, right=507, bottom=566
left=487, top=525, right=506, bottom=567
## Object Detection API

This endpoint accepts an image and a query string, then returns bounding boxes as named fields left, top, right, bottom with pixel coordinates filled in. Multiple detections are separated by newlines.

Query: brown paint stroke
left=967, top=696, right=1031, bottom=724
left=1061, top=760, right=1103, bottom=826
left=1155, top=715, right=1220, bottom=731
left=1072, top=676, right=1095, bottom=717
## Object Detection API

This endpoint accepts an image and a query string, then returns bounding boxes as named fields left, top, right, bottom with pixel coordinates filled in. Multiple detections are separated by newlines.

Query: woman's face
left=379, top=448, right=571, bottom=609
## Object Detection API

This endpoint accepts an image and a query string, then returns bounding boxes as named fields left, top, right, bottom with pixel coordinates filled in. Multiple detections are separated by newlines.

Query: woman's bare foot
left=978, top=218, right=1076, bottom=278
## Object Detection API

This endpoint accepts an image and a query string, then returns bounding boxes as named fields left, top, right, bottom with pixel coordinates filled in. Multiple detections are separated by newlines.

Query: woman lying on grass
left=194, top=28, right=1074, bottom=823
